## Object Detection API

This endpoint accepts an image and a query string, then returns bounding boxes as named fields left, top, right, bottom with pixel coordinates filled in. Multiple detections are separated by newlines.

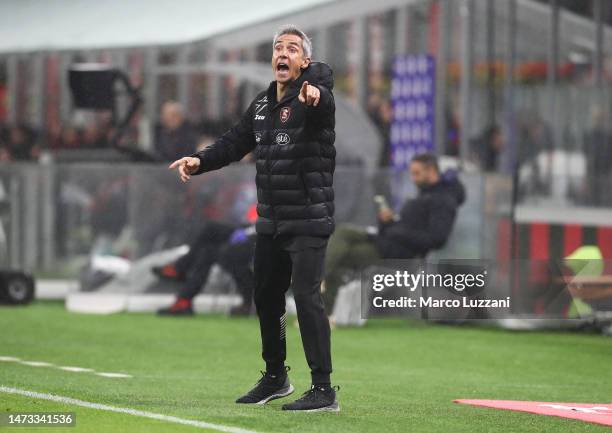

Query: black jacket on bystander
left=376, top=172, right=466, bottom=259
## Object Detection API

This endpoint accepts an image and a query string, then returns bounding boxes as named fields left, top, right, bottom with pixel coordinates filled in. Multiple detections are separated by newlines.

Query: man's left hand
left=378, top=207, right=395, bottom=223
left=299, top=81, right=320, bottom=107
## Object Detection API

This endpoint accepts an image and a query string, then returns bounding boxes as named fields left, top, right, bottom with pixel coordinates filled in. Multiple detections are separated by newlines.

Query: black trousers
left=177, top=221, right=236, bottom=299
left=254, top=234, right=332, bottom=384
left=177, top=221, right=255, bottom=306
left=217, top=237, right=255, bottom=306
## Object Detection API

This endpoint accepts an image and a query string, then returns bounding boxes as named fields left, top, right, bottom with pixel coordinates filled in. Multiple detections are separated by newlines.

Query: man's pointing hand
left=169, top=156, right=200, bottom=182
left=298, top=81, right=320, bottom=107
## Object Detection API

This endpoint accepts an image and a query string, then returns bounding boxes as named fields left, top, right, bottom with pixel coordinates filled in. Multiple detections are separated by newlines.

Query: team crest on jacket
left=280, top=106, right=291, bottom=123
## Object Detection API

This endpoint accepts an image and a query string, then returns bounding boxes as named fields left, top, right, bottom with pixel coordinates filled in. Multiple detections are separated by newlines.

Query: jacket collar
left=266, top=79, right=300, bottom=108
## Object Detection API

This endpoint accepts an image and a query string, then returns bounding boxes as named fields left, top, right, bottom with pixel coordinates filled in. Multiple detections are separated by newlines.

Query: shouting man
left=170, top=25, right=338, bottom=412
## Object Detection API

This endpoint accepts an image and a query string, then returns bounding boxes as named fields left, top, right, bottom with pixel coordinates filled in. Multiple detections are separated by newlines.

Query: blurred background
left=0, top=0, right=611, bottom=325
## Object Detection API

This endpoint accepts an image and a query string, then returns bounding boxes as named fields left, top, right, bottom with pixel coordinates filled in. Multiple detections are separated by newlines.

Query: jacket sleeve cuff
left=189, top=153, right=206, bottom=175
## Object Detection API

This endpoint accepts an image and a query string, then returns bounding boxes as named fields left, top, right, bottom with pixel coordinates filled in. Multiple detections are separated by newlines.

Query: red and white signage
left=455, top=399, right=612, bottom=426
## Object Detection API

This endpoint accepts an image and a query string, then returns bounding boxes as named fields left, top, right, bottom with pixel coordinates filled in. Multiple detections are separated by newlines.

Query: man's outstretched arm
left=169, top=103, right=256, bottom=182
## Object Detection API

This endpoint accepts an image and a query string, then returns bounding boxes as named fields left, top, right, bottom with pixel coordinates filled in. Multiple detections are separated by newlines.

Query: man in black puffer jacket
left=170, top=25, right=338, bottom=412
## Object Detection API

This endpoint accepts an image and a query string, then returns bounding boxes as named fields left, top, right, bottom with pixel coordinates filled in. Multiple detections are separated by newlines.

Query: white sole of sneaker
left=285, top=401, right=340, bottom=412
left=256, top=384, right=295, bottom=405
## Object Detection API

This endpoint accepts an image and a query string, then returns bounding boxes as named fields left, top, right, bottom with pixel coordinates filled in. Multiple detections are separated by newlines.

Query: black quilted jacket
left=192, top=62, right=336, bottom=237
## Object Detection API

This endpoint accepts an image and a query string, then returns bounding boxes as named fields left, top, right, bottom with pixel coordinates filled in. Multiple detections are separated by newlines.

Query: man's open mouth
left=277, top=62, right=289, bottom=71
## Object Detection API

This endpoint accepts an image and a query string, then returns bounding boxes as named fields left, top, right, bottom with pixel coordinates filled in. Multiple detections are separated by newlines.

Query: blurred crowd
left=0, top=101, right=235, bottom=163
left=2, top=96, right=612, bottom=206
left=0, top=118, right=119, bottom=162
left=0, top=123, right=40, bottom=161
left=367, top=91, right=611, bottom=172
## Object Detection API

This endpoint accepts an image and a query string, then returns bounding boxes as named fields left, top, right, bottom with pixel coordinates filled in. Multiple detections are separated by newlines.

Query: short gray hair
left=272, top=24, right=312, bottom=58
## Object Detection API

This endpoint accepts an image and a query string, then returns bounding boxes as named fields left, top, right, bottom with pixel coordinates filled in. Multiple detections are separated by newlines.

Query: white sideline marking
left=59, top=366, right=95, bottom=373
left=1, top=355, right=130, bottom=379
left=0, top=386, right=261, bottom=433
left=95, top=372, right=132, bottom=378
left=21, top=361, right=54, bottom=367
left=0, top=356, right=20, bottom=362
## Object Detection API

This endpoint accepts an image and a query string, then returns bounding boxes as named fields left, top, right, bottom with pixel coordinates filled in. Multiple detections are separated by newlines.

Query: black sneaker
left=152, top=264, right=185, bottom=281
left=235, top=367, right=294, bottom=404
left=282, top=385, right=340, bottom=412
left=157, top=298, right=194, bottom=316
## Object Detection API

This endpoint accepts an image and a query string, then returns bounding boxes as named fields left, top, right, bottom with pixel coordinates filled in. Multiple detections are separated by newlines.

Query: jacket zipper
left=264, top=96, right=278, bottom=237
left=267, top=87, right=301, bottom=237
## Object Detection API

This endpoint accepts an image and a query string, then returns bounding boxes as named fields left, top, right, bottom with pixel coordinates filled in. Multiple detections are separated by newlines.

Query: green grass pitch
left=0, top=301, right=610, bottom=433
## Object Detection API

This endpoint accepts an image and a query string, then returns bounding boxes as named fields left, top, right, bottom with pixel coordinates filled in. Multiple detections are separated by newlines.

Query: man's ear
left=301, top=57, right=311, bottom=70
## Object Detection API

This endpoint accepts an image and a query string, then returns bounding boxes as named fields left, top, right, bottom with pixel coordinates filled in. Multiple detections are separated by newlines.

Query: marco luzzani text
left=370, top=270, right=511, bottom=309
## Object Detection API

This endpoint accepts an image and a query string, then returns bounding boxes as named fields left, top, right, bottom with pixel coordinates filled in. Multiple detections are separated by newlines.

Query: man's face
left=161, top=104, right=184, bottom=130
left=409, top=161, right=436, bottom=189
left=272, top=34, right=310, bottom=84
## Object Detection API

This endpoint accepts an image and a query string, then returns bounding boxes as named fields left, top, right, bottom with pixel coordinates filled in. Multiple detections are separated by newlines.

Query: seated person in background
left=155, top=152, right=257, bottom=316
left=154, top=220, right=256, bottom=317
left=154, top=101, right=199, bottom=162
left=323, top=153, right=465, bottom=311
left=0, top=124, right=39, bottom=161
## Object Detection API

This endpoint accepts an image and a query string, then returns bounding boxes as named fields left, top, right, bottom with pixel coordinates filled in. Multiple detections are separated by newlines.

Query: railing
left=4, top=160, right=612, bottom=317
left=0, top=162, right=507, bottom=275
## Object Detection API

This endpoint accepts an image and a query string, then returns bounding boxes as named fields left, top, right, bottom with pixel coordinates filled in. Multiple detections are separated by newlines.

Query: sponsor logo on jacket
left=275, top=133, right=290, bottom=145
left=254, top=97, right=267, bottom=120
